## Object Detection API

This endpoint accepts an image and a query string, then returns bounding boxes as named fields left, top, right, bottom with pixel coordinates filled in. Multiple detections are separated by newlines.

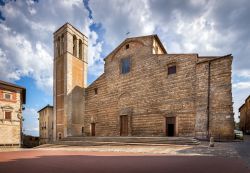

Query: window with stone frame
left=4, top=93, right=12, bottom=100
left=121, top=57, right=131, bottom=74
left=5, top=111, right=11, bottom=120
left=125, top=44, right=129, bottom=49
left=168, top=65, right=176, bottom=75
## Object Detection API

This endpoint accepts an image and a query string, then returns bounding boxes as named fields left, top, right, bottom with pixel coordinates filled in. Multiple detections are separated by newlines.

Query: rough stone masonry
left=53, top=23, right=234, bottom=141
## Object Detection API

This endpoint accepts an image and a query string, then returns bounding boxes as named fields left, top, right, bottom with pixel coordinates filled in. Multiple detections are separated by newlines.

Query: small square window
left=94, top=88, right=98, bottom=95
left=121, top=58, right=131, bottom=74
left=168, top=65, right=176, bottom=75
left=5, top=112, right=11, bottom=120
left=4, top=93, right=11, bottom=100
left=125, top=44, right=129, bottom=49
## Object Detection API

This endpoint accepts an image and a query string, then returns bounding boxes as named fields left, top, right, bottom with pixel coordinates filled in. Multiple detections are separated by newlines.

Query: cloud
left=87, top=0, right=250, bottom=122
left=0, top=23, right=53, bottom=91
left=22, top=107, right=39, bottom=136
left=89, top=0, right=156, bottom=48
left=233, top=82, right=250, bottom=90
left=25, top=127, right=39, bottom=132
left=0, top=0, right=104, bottom=92
left=236, top=70, right=250, bottom=79
left=1, top=0, right=250, bottom=124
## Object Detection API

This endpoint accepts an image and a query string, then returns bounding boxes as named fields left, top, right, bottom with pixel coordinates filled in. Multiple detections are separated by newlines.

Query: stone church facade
left=53, top=23, right=234, bottom=141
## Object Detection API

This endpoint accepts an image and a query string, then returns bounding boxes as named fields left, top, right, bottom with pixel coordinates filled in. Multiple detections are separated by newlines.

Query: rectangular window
left=94, top=88, right=98, bottom=95
left=168, top=65, right=176, bottom=75
left=4, top=93, right=11, bottom=100
left=5, top=111, right=11, bottom=120
left=121, top=58, right=131, bottom=74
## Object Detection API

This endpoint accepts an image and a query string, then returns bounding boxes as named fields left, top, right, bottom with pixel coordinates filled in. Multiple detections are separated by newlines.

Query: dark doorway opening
left=166, top=117, right=176, bottom=137
left=120, top=115, right=128, bottom=136
left=91, top=123, right=95, bottom=136
left=167, top=124, right=175, bottom=136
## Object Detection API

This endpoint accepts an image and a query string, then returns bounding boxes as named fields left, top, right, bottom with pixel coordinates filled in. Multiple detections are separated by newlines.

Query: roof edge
left=37, top=104, right=53, bottom=113
left=53, top=22, right=87, bottom=38
left=0, top=80, right=26, bottom=104
left=197, top=54, right=232, bottom=64
left=104, top=34, right=166, bottom=61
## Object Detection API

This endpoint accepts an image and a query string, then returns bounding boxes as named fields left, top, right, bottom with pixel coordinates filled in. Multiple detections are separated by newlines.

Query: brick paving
left=0, top=150, right=249, bottom=173
left=1, top=141, right=249, bottom=173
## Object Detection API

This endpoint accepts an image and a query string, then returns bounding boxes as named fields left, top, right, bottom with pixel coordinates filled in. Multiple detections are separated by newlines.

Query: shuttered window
left=5, top=112, right=11, bottom=120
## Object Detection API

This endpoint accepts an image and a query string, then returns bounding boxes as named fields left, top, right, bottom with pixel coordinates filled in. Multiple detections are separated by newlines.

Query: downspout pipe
left=207, top=61, right=211, bottom=139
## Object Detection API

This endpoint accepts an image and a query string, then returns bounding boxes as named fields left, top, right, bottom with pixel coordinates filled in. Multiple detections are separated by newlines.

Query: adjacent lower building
left=22, top=134, right=39, bottom=148
left=0, top=80, right=26, bottom=146
left=49, top=23, right=234, bottom=141
left=38, top=105, right=54, bottom=144
left=239, top=96, right=250, bottom=133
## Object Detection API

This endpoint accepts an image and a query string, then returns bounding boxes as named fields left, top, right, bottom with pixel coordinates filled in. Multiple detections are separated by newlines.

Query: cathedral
left=51, top=23, right=234, bottom=141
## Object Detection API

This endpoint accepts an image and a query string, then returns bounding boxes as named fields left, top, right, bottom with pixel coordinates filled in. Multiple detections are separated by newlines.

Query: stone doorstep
left=51, top=137, right=200, bottom=146
left=55, top=141, right=200, bottom=146
left=62, top=136, right=197, bottom=141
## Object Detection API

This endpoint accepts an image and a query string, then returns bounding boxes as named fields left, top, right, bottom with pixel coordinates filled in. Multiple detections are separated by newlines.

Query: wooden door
left=91, top=123, right=95, bottom=136
left=120, top=115, right=128, bottom=136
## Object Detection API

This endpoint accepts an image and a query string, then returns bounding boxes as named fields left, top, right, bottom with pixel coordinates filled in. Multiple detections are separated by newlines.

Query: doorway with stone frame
left=120, top=115, right=129, bottom=136
left=165, top=117, right=176, bottom=137
left=90, top=123, right=96, bottom=136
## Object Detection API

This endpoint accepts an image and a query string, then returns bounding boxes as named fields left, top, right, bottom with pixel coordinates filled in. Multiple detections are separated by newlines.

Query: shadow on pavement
left=0, top=152, right=249, bottom=173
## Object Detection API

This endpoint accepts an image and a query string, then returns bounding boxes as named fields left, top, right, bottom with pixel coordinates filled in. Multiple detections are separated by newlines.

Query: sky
left=0, top=0, right=250, bottom=136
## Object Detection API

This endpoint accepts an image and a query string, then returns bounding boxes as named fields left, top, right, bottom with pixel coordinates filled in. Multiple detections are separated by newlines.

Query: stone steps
left=50, top=137, right=200, bottom=146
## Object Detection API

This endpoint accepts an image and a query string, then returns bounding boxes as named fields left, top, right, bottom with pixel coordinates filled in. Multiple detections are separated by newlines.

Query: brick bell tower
left=53, top=23, right=88, bottom=140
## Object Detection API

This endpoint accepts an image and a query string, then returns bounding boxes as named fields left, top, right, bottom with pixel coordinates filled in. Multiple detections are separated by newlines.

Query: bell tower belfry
left=53, top=23, right=88, bottom=140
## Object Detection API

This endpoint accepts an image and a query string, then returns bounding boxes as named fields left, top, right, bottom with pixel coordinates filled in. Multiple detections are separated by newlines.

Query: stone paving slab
left=33, top=141, right=240, bottom=157
left=0, top=141, right=240, bottom=159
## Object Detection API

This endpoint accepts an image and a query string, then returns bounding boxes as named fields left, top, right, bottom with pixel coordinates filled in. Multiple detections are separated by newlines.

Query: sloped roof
left=0, top=80, right=26, bottom=104
left=104, top=34, right=167, bottom=61
left=239, top=103, right=245, bottom=112
left=37, top=104, right=53, bottom=113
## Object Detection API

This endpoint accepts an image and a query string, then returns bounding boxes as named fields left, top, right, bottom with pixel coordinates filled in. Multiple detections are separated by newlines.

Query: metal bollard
left=209, top=137, right=214, bottom=147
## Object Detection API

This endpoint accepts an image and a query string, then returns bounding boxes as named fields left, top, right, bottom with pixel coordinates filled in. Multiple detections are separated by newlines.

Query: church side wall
left=209, top=57, right=234, bottom=140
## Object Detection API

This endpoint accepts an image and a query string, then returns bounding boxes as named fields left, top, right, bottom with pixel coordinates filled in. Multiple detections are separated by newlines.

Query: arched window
left=58, top=133, right=62, bottom=140
left=79, top=39, right=82, bottom=59
left=57, top=37, right=60, bottom=57
left=61, top=34, right=64, bottom=55
left=73, top=35, right=77, bottom=57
